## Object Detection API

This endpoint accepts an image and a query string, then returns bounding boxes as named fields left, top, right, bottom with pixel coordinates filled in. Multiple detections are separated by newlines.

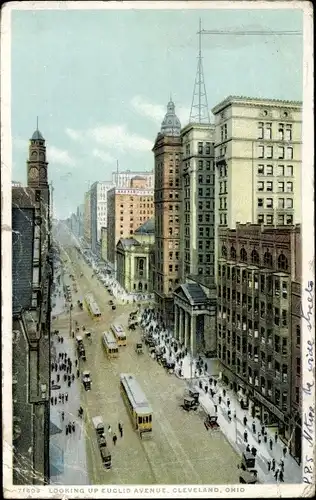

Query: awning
left=50, top=443, right=64, bottom=477
left=50, top=407, right=63, bottom=435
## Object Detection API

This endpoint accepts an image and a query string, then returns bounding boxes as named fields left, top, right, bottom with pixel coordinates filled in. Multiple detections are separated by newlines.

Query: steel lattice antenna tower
left=189, top=18, right=210, bottom=124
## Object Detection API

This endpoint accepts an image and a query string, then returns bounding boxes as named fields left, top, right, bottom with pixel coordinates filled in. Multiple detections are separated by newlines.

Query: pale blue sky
left=11, top=7, right=303, bottom=218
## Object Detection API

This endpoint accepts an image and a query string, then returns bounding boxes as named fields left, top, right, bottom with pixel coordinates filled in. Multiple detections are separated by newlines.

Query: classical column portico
left=174, top=304, right=179, bottom=340
left=184, top=311, right=189, bottom=348
left=190, top=313, right=196, bottom=356
left=179, top=307, right=184, bottom=344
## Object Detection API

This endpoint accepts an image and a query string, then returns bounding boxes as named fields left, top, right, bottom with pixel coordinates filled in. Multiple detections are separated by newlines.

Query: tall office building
left=212, top=96, right=302, bottom=230
left=107, top=177, right=154, bottom=267
left=173, top=123, right=217, bottom=355
left=217, top=222, right=301, bottom=462
left=90, top=180, right=114, bottom=253
left=12, top=127, right=52, bottom=484
left=152, top=99, right=182, bottom=325
left=112, top=169, right=154, bottom=188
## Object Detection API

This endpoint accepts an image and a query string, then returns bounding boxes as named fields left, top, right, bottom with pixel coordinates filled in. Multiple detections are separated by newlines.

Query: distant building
left=100, top=227, right=107, bottom=262
left=12, top=180, right=22, bottom=187
left=76, top=204, right=84, bottom=238
left=12, top=127, right=52, bottom=484
left=90, top=181, right=114, bottom=254
left=83, top=190, right=91, bottom=247
left=152, top=99, right=182, bottom=326
left=112, top=169, right=154, bottom=188
left=211, top=96, right=302, bottom=231
left=217, top=223, right=301, bottom=462
left=116, top=218, right=155, bottom=294
left=106, top=177, right=154, bottom=267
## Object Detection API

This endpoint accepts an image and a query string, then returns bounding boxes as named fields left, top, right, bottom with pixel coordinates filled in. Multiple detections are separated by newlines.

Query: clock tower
left=27, top=124, right=48, bottom=188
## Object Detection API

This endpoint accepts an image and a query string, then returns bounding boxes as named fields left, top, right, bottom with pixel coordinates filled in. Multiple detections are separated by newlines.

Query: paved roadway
left=55, top=245, right=240, bottom=485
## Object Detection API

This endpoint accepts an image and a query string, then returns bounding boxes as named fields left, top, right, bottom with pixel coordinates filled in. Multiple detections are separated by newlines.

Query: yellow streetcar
left=84, top=292, right=101, bottom=320
left=102, top=331, right=119, bottom=358
left=120, top=373, right=153, bottom=439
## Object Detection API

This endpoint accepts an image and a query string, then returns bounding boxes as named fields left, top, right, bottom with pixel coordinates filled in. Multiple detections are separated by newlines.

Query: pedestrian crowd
left=140, top=306, right=291, bottom=484
left=51, top=330, right=82, bottom=437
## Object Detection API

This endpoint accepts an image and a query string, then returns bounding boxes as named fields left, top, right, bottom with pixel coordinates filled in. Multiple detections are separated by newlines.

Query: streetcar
left=84, top=292, right=101, bottom=320
left=110, top=324, right=127, bottom=346
left=120, top=373, right=153, bottom=438
left=102, top=331, right=119, bottom=358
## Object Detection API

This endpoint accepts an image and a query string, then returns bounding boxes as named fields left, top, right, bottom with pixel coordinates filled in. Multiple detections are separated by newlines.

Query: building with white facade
left=112, top=169, right=154, bottom=189
left=90, top=181, right=115, bottom=254
left=211, top=96, right=302, bottom=231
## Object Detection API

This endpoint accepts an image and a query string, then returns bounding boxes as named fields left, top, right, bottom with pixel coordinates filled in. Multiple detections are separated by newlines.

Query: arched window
left=278, top=253, right=288, bottom=271
left=138, top=282, right=143, bottom=291
left=230, top=246, right=236, bottom=259
left=264, top=251, right=273, bottom=268
left=251, top=249, right=259, bottom=265
left=221, top=245, right=227, bottom=258
left=240, top=248, right=247, bottom=262
left=139, top=259, right=144, bottom=271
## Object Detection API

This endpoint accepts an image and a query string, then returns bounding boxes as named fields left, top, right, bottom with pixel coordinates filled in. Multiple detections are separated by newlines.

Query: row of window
left=258, top=213, right=293, bottom=225
left=258, top=164, right=294, bottom=177
left=184, top=226, right=213, bottom=238
left=219, top=248, right=289, bottom=270
left=258, top=122, right=292, bottom=141
left=258, top=197, right=293, bottom=209
left=257, top=180, right=293, bottom=192
left=185, top=141, right=213, bottom=156
left=183, top=200, right=214, bottom=211
left=184, top=238, right=213, bottom=251
left=184, top=213, right=214, bottom=225
left=258, top=145, right=293, bottom=160
left=219, top=279, right=288, bottom=300
left=219, top=322, right=299, bottom=346
left=183, top=187, right=214, bottom=198
left=197, top=174, right=214, bottom=184
left=184, top=264, right=214, bottom=276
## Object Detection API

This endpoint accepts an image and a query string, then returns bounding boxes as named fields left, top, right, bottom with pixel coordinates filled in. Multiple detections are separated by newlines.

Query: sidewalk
left=83, top=249, right=155, bottom=306
left=50, top=325, right=89, bottom=484
left=140, top=309, right=302, bottom=485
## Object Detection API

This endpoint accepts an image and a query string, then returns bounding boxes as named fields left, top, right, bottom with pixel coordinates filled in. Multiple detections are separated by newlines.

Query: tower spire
left=36, top=116, right=39, bottom=130
left=189, top=18, right=210, bottom=124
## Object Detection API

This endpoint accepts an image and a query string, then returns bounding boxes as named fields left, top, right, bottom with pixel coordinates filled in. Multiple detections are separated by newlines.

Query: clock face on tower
left=29, top=166, right=38, bottom=180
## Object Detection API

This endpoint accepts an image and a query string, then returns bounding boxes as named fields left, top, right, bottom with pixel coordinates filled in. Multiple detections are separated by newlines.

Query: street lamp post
left=69, top=303, right=73, bottom=337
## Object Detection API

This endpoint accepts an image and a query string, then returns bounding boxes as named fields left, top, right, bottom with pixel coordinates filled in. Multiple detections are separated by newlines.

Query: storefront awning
left=50, top=443, right=64, bottom=477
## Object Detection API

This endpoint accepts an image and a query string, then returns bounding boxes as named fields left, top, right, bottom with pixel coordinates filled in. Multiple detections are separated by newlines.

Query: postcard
left=1, top=1, right=314, bottom=498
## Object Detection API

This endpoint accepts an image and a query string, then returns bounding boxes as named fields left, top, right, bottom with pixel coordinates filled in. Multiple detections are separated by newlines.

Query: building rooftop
left=134, top=217, right=155, bottom=235
left=31, top=129, right=45, bottom=141
left=212, top=95, right=302, bottom=114
left=118, top=238, right=141, bottom=249
left=174, top=283, right=208, bottom=305
left=131, top=175, right=146, bottom=181
left=160, top=99, right=181, bottom=137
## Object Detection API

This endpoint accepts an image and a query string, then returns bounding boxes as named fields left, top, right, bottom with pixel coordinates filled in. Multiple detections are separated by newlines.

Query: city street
left=52, top=244, right=240, bottom=485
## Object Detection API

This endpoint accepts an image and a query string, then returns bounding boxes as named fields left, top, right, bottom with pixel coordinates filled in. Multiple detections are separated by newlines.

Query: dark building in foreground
left=12, top=128, right=53, bottom=484
left=217, top=223, right=302, bottom=463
